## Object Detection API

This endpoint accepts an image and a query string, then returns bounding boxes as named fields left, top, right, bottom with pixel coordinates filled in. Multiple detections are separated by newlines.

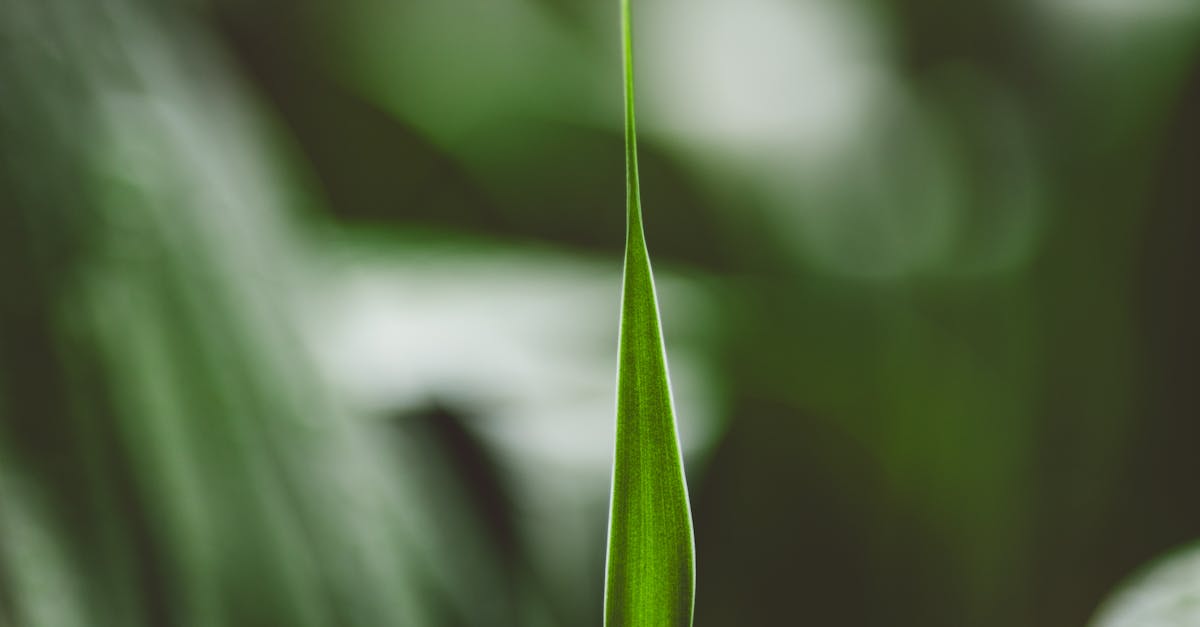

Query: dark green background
left=2, top=0, right=1198, bottom=625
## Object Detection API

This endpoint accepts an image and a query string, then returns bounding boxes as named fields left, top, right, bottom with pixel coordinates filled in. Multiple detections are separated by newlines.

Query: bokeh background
left=2, top=0, right=1199, bottom=625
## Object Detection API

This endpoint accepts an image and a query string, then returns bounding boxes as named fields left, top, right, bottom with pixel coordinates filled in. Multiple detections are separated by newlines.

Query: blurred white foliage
left=306, top=239, right=725, bottom=473
left=642, top=0, right=889, bottom=156
left=1091, top=542, right=1200, bottom=627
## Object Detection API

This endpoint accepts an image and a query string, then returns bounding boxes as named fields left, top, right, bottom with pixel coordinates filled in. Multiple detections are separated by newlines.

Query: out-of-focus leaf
left=1090, top=541, right=1200, bottom=627
left=603, top=1, right=696, bottom=626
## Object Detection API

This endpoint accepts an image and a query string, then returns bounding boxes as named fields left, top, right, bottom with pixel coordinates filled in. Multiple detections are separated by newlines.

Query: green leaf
left=604, top=1, right=696, bottom=626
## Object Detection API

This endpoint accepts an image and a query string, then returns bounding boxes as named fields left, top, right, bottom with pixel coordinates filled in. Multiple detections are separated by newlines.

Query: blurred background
left=1, top=0, right=1199, bottom=625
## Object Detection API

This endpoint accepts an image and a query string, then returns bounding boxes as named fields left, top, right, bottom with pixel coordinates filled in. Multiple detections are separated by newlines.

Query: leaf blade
left=604, top=2, right=696, bottom=625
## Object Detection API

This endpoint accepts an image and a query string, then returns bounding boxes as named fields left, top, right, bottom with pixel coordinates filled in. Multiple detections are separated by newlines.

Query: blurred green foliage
left=1, top=0, right=1199, bottom=626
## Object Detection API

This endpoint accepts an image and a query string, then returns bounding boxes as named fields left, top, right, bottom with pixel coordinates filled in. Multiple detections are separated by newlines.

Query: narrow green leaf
left=604, top=2, right=696, bottom=626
